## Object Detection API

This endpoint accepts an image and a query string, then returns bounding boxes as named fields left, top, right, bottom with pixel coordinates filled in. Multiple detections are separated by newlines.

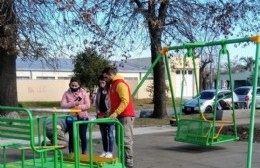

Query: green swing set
left=132, top=35, right=260, bottom=168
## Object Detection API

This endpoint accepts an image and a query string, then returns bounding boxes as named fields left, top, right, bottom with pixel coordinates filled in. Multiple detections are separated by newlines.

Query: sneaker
left=105, top=152, right=113, bottom=158
left=99, top=151, right=107, bottom=157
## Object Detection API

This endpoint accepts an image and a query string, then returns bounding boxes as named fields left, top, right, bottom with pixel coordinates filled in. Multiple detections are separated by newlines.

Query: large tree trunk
left=0, top=54, right=18, bottom=107
left=148, top=26, right=167, bottom=118
left=0, top=0, right=18, bottom=115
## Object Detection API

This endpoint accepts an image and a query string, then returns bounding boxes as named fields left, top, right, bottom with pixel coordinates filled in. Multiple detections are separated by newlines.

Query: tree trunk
left=148, top=27, right=167, bottom=118
left=0, top=0, right=18, bottom=115
left=0, top=54, right=18, bottom=108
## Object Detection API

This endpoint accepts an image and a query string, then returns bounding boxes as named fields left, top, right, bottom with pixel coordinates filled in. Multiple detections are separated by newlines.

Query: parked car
left=234, top=86, right=260, bottom=108
left=182, top=89, right=239, bottom=114
left=139, top=109, right=153, bottom=118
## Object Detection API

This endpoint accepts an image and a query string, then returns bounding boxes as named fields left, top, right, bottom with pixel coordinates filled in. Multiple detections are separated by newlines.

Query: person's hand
left=110, top=112, right=118, bottom=119
left=78, top=112, right=86, bottom=118
left=74, top=101, right=80, bottom=106
left=71, top=112, right=77, bottom=117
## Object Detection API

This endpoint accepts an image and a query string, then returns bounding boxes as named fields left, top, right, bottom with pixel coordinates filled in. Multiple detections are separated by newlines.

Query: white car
left=182, top=89, right=239, bottom=114
left=234, top=86, right=260, bottom=108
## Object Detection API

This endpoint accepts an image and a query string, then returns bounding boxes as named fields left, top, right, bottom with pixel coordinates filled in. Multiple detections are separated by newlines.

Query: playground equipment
left=132, top=35, right=260, bottom=168
left=0, top=106, right=125, bottom=168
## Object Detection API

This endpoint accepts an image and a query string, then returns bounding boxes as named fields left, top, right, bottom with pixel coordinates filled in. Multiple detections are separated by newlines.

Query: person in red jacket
left=102, top=67, right=135, bottom=168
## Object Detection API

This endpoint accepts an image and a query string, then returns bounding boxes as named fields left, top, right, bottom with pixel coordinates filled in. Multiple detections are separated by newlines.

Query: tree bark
left=0, top=0, right=18, bottom=115
left=0, top=54, right=18, bottom=108
left=148, top=25, right=167, bottom=118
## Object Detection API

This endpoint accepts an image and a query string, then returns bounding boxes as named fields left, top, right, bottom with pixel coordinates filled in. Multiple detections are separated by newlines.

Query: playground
left=0, top=35, right=260, bottom=168
left=1, top=120, right=260, bottom=168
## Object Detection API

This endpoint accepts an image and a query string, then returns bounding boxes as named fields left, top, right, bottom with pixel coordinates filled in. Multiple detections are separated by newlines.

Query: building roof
left=16, top=57, right=151, bottom=73
left=16, top=58, right=74, bottom=72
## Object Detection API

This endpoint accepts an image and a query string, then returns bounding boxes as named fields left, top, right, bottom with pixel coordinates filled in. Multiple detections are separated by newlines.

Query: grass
left=134, top=117, right=172, bottom=127
left=19, top=98, right=181, bottom=112
left=133, top=98, right=181, bottom=111
left=19, top=98, right=180, bottom=127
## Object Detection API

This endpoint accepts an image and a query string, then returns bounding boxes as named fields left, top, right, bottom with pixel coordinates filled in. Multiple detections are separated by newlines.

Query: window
left=176, top=70, right=180, bottom=74
left=217, top=93, right=224, bottom=99
left=224, top=92, right=232, bottom=98
left=257, top=89, right=260, bottom=95
left=17, top=76, right=30, bottom=80
left=36, top=77, right=55, bottom=80
left=234, top=88, right=250, bottom=95
left=188, top=70, right=192, bottom=74
left=200, top=91, right=214, bottom=100
left=58, top=77, right=71, bottom=80
left=124, top=77, right=138, bottom=80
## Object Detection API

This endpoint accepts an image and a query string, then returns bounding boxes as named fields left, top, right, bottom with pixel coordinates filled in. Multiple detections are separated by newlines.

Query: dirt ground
left=222, top=123, right=260, bottom=142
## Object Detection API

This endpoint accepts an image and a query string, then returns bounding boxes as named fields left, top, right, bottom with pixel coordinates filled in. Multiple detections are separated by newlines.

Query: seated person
left=45, top=118, right=68, bottom=147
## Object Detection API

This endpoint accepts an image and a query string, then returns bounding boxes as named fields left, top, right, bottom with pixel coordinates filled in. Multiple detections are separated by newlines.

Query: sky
left=128, top=38, right=257, bottom=61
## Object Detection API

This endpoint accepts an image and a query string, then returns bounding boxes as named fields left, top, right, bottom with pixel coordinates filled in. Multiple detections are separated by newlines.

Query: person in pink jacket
left=61, top=77, right=91, bottom=154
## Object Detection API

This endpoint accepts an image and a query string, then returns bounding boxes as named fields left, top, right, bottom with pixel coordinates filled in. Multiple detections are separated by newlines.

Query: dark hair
left=98, top=74, right=105, bottom=81
left=70, top=77, right=81, bottom=86
left=102, top=67, right=117, bottom=75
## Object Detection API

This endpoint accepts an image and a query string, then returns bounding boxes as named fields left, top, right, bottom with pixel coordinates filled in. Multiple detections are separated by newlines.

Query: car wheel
left=183, top=110, right=191, bottom=115
left=234, top=103, right=239, bottom=109
left=204, top=106, right=213, bottom=113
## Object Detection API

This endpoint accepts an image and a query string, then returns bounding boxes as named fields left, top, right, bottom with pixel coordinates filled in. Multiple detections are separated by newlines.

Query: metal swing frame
left=132, top=35, right=260, bottom=168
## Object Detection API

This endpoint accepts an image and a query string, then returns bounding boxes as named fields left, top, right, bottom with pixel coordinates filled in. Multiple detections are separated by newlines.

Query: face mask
left=100, top=83, right=106, bottom=88
left=70, top=86, right=80, bottom=92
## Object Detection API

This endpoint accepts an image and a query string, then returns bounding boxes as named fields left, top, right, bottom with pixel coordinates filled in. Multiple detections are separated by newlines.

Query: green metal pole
left=211, top=49, right=223, bottom=143
left=191, top=51, right=201, bottom=114
left=131, top=54, right=163, bottom=98
left=89, top=123, right=94, bottom=168
left=179, top=54, right=187, bottom=114
left=168, top=37, right=251, bottom=50
left=247, top=42, right=260, bottom=168
left=52, top=112, right=58, bottom=168
left=226, top=50, right=238, bottom=139
left=37, top=117, right=41, bottom=146
left=73, top=122, right=80, bottom=168
left=164, top=54, right=178, bottom=120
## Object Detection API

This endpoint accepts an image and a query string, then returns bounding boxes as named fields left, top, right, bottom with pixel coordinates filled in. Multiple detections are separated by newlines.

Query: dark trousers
left=68, top=118, right=88, bottom=154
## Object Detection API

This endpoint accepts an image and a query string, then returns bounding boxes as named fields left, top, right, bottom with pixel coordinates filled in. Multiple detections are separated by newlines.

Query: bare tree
left=0, top=0, right=259, bottom=118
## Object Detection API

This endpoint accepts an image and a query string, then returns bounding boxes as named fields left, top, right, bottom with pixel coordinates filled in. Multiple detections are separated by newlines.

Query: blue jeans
left=99, top=124, right=115, bottom=153
left=67, top=118, right=88, bottom=154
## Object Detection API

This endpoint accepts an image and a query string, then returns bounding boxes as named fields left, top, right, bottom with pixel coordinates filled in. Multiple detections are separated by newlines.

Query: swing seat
left=175, top=119, right=238, bottom=146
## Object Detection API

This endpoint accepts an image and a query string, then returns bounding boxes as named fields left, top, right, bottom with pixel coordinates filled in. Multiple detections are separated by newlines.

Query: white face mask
left=100, top=83, right=106, bottom=88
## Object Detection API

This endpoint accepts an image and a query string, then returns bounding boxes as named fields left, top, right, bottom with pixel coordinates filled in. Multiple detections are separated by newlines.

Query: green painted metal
left=73, top=118, right=125, bottom=168
left=225, top=49, right=238, bottom=139
left=0, top=106, right=124, bottom=168
left=132, top=54, right=163, bottom=98
left=165, top=55, right=178, bottom=121
left=165, top=36, right=259, bottom=167
left=168, top=42, right=239, bottom=146
left=0, top=106, right=64, bottom=168
left=191, top=50, right=201, bottom=115
left=179, top=53, right=188, bottom=116
left=247, top=42, right=260, bottom=168
left=168, top=37, right=251, bottom=50
left=131, top=36, right=258, bottom=166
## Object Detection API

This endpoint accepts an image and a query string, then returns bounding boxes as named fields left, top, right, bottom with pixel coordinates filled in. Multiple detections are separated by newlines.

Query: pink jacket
left=61, top=88, right=91, bottom=119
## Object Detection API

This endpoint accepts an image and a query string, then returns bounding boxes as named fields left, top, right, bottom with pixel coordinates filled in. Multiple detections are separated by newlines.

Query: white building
left=16, top=57, right=200, bottom=101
